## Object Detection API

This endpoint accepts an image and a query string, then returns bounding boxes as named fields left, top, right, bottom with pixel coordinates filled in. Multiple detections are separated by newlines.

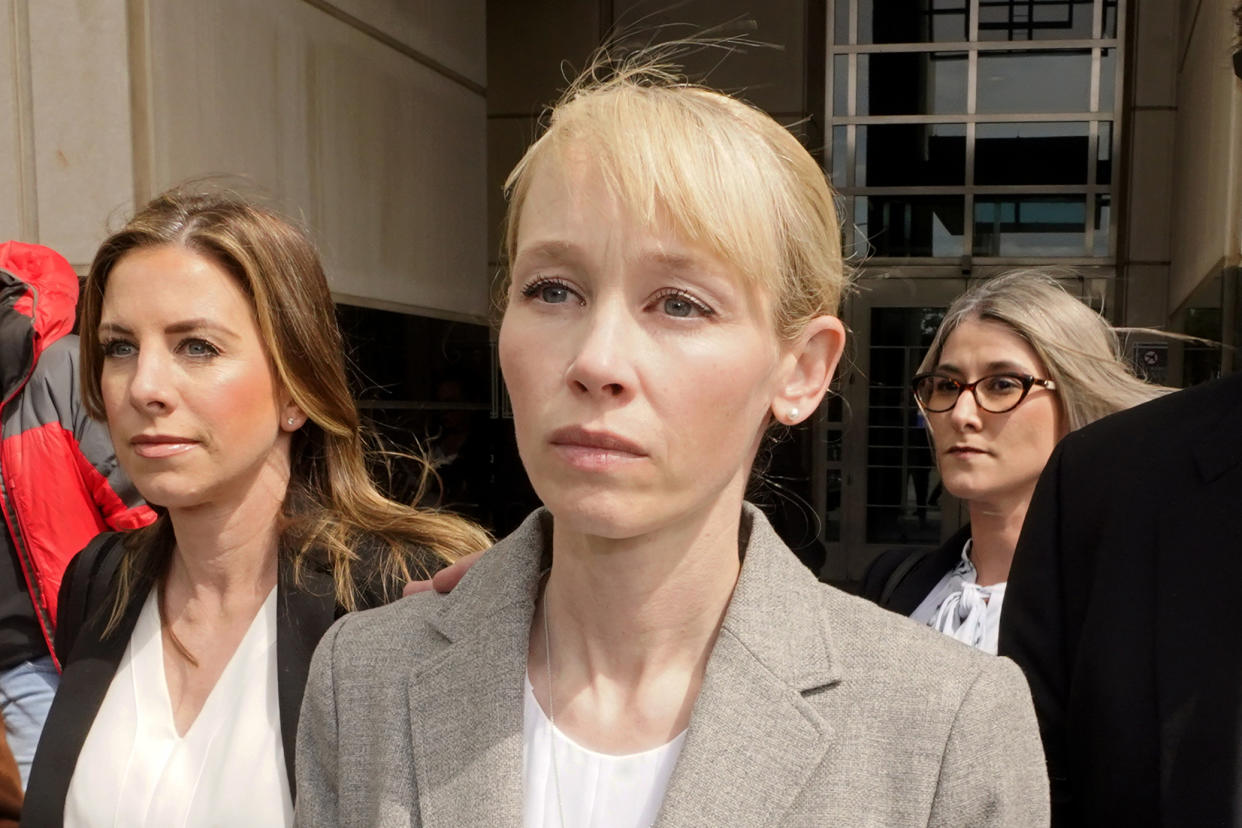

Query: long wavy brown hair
left=80, top=187, right=492, bottom=631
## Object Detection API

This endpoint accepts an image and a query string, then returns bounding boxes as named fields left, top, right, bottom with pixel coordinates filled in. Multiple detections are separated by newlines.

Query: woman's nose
left=947, top=386, right=983, bottom=430
left=564, top=303, right=637, bottom=400
left=127, top=350, right=176, bottom=412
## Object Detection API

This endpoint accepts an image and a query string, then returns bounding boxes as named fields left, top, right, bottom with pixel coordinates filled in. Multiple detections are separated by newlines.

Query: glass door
left=825, top=274, right=971, bottom=587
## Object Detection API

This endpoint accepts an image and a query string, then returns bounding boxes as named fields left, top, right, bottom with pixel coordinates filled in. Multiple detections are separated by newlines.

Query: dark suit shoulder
left=859, top=525, right=972, bottom=614
left=301, top=533, right=449, bottom=613
left=54, top=532, right=129, bottom=664
left=1063, top=372, right=1242, bottom=459
left=858, top=546, right=918, bottom=601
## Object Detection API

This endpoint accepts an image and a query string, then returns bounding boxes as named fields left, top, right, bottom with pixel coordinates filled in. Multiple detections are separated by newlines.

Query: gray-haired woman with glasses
left=861, top=270, right=1167, bottom=653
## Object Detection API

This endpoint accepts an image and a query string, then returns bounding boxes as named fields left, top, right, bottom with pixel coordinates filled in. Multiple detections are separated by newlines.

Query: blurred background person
left=23, top=189, right=490, bottom=826
left=0, top=241, right=153, bottom=790
left=861, top=270, right=1167, bottom=653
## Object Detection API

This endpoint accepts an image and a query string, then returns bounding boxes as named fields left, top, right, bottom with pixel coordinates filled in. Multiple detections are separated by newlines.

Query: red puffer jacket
left=0, top=241, right=155, bottom=668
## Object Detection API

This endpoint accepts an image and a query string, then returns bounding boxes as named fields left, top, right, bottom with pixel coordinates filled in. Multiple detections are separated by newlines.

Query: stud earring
left=788, top=407, right=799, bottom=422
left=287, top=417, right=296, bottom=426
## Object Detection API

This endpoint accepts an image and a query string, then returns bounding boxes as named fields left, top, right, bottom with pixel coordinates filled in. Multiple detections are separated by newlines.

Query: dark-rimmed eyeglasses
left=910, top=373, right=1057, bottom=414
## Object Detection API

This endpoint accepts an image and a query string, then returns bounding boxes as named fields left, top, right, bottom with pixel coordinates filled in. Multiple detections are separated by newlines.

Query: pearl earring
left=788, top=407, right=799, bottom=423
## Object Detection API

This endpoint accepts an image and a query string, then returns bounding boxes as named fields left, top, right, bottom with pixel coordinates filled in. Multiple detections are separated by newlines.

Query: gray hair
left=917, top=270, right=1170, bottom=432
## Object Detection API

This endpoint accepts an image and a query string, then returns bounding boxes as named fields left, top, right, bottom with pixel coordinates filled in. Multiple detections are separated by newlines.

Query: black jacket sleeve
left=999, top=438, right=1078, bottom=823
left=52, top=533, right=124, bottom=666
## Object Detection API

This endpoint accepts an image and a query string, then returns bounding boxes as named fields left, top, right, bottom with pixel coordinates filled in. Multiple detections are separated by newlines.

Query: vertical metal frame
left=1108, top=0, right=1126, bottom=261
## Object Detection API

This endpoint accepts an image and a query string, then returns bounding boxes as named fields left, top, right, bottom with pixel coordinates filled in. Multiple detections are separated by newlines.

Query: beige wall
left=1167, top=0, right=1242, bottom=311
left=1120, top=0, right=1178, bottom=327
left=0, top=0, right=488, bottom=319
left=0, top=0, right=134, bottom=268
left=0, top=1, right=33, bottom=244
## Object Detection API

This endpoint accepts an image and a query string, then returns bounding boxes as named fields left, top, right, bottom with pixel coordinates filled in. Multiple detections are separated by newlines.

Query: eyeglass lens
left=915, top=375, right=1028, bottom=413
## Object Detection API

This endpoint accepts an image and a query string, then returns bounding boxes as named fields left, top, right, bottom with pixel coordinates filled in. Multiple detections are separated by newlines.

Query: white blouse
left=522, top=675, right=686, bottom=828
left=909, top=538, right=1007, bottom=655
left=65, top=587, right=292, bottom=827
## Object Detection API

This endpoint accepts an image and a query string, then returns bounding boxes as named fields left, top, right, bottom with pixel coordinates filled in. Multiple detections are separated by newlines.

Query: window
left=973, top=195, right=1087, bottom=256
left=865, top=307, right=945, bottom=544
left=829, top=0, right=1120, bottom=262
left=978, top=0, right=1096, bottom=41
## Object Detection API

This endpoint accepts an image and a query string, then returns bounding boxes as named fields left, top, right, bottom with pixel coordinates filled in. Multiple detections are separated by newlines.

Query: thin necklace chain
left=542, top=587, right=567, bottom=828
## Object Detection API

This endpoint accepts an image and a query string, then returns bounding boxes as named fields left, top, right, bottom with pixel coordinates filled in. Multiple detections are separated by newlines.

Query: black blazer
left=22, top=534, right=347, bottom=827
left=1000, top=370, right=1242, bottom=827
left=860, top=524, right=972, bottom=615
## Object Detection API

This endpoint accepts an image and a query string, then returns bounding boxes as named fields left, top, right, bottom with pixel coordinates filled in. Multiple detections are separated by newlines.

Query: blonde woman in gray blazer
left=296, top=55, right=1049, bottom=828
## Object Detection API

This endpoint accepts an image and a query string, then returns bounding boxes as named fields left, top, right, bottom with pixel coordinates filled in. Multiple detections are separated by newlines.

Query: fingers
left=402, top=579, right=434, bottom=597
left=430, top=551, right=483, bottom=593
left=402, top=550, right=484, bottom=598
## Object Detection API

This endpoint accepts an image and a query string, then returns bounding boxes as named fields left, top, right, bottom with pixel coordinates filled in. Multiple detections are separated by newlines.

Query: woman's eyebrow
left=637, top=250, right=740, bottom=299
left=97, top=319, right=239, bottom=340
left=983, top=359, right=1032, bottom=373
left=638, top=250, right=698, bottom=272
left=513, top=239, right=580, bottom=266
left=164, top=318, right=237, bottom=338
left=934, top=359, right=1031, bottom=376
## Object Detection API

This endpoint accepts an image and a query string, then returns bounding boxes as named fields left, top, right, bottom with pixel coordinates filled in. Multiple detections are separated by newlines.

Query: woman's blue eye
left=539, top=284, right=570, bottom=304
left=983, top=376, right=1021, bottom=392
left=182, top=339, right=219, bottom=357
left=654, top=290, right=711, bottom=318
left=663, top=296, right=695, bottom=317
left=520, top=278, right=578, bottom=305
left=102, top=340, right=135, bottom=358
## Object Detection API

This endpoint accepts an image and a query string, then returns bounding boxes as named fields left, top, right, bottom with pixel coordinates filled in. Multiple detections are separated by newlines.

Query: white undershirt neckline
left=64, top=585, right=292, bottom=827
left=522, top=673, right=686, bottom=828
left=910, top=537, right=1008, bottom=654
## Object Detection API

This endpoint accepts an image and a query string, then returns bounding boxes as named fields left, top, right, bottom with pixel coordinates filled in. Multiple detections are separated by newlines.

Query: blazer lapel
left=658, top=507, right=839, bottom=827
left=23, top=585, right=145, bottom=826
left=275, top=562, right=337, bottom=797
left=405, top=511, right=551, bottom=826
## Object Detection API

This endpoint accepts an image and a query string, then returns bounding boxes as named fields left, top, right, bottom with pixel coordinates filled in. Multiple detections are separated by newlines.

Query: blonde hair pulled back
left=502, top=52, right=849, bottom=339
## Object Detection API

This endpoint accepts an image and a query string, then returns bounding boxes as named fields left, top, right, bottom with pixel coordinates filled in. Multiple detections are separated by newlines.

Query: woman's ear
left=771, top=315, right=847, bottom=425
left=281, top=401, right=307, bottom=432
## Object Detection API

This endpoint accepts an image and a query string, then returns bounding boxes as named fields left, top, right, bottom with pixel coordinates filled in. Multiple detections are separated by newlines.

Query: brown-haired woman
left=22, top=188, right=490, bottom=826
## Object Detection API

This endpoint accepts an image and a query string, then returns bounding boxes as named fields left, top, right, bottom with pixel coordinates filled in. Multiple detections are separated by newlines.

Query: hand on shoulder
left=402, top=550, right=482, bottom=597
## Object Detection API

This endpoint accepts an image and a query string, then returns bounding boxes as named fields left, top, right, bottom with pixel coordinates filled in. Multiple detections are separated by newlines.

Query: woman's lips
left=548, top=426, right=646, bottom=470
left=130, top=436, right=199, bottom=459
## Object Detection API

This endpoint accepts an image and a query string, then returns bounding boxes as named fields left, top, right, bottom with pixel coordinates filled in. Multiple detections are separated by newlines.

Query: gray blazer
left=296, top=506, right=1048, bottom=827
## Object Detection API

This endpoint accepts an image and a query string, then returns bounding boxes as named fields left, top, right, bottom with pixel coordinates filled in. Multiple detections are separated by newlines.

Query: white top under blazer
left=64, top=587, right=292, bottom=827
left=522, top=674, right=686, bottom=828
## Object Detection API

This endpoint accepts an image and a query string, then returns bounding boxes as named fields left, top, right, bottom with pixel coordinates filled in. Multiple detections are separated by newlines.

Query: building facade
left=488, top=0, right=1242, bottom=577
left=3, top=0, right=1239, bottom=567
